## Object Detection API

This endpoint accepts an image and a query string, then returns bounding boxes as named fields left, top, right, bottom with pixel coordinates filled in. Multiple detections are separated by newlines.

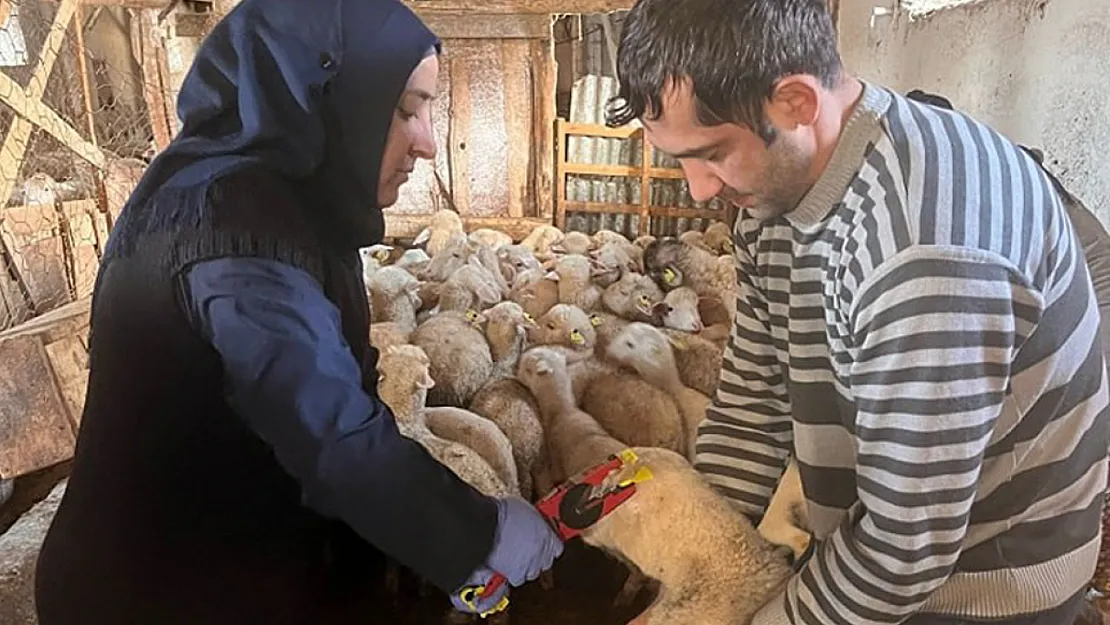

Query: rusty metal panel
left=0, top=334, right=77, bottom=478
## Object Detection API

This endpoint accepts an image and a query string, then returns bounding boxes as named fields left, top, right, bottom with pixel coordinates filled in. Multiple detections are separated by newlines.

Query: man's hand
left=486, top=497, right=564, bottom=585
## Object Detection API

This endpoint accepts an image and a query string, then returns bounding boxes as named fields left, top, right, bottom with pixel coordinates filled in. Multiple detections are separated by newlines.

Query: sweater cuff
left=751, top=591, right=792, bottom=625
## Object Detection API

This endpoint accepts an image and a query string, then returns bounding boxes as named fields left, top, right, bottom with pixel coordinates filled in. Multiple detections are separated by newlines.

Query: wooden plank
left=0, top=0, right=97, bottom=206
left=44, top=334, right=89, bottom=428
left=61, top=200, right=100, bottom=299
left=554, top=119, right=567, bottom=228
left=405, top=0, right=634, bottom=13
left=135, top=9, right=174, bottom=150
left=532, top=37, right=556, bottom=219
left=562, top=162, right=684, bottom=180
left=639, top=133, right=652, bottom=236
left=80, top=0, right=166, bottom=6
left=562, top=122, right=642, bottom=139
left=0, top=0, right=11, bottom=27
left=562, top=200, right=725, bottom=221
left=446, top=50, right=471, bottom=215
left=73, top=3, right=99, bottom=145
left=0, top=204, right=72, bottom=314
left=0, top=335, right=77, bottom=478
left=502, top=40, right=530, bottom=219
left=384, top=213, right=550, bottom=241
left=421, top=13, right=550, bottom=39
left=0, top=297, right=91, bottom=344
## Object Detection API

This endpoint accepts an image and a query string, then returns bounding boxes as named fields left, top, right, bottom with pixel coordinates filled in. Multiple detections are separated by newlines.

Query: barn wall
left=838, top=0, right=1110, bottom=225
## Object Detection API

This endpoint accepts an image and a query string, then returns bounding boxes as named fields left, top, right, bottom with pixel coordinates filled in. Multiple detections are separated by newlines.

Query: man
left=607, top=1, right=1109, bottom=624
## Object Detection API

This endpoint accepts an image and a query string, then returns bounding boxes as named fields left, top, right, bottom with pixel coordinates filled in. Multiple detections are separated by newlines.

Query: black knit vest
left=34, top=168, right=391, bottom=624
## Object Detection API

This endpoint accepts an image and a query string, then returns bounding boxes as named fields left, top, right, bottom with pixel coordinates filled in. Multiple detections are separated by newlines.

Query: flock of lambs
left=361, top=210, right=808, bottom=624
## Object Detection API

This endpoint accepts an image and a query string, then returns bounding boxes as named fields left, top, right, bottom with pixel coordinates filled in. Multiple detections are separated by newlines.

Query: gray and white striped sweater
left=694, top=83, right=1110, bottom=624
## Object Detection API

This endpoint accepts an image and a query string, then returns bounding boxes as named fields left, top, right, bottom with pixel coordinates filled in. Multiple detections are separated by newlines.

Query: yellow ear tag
left=569, top=329, right=585, bottom=345
left=466, top=310, right=479, bottom=321
left=590, top=314, right=603, bottom=327
left=523, top=312, right=534, bottom=323
left=619, top=466, right=654, bottom=487
left=374, top=249, right=390, bottom=262
left=638, top=294, right=652, bottom=307
left=663, top=267, right=678, bottom=285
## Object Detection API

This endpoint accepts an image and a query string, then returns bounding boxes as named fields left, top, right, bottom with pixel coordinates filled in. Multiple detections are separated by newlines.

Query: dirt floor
left=379, top=541, right=653, bottom=625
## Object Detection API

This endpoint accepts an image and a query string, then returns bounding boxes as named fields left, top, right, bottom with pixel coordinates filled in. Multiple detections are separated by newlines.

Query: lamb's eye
left=547, top=322, right=557, bottom=330
left=625, top=340, right=634, bottom=348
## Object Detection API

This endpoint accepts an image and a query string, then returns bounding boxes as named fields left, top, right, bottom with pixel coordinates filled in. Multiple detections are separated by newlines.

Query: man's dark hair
left=605, top=0, right=842, bottom=142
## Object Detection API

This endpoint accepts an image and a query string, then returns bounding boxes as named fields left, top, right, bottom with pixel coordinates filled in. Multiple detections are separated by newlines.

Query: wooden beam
left=0, top=0, right=104, bottom=207
left=0, top=0, right=11, bottom=27
left=384, top=214, right=550, bottom=242
left=421, top=13, right=550, bottom=39
left=80, top=0, right=173, bottom=7
left=405, top=0, right=634, bottom=14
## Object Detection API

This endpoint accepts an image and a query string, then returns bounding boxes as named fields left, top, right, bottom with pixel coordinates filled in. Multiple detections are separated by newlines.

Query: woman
left=33, top=1, right=561, bottom=623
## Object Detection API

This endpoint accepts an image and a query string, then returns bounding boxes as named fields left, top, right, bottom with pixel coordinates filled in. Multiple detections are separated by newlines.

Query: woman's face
left=377, top=54, right=438, bottom=208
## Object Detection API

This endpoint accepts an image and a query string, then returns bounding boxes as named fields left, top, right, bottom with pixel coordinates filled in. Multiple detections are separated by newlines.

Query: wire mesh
left=0, top=1, right=153, bottom=331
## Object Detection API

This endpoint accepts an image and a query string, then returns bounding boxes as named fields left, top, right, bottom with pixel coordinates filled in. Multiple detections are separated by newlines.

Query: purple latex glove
left=485, top=496, right=564, bottom=586
left=450, top=566, right=510, bottom=615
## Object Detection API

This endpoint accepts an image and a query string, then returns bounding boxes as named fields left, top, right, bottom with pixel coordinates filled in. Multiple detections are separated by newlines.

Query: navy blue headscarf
left=107, top=0, right=440, bottom=254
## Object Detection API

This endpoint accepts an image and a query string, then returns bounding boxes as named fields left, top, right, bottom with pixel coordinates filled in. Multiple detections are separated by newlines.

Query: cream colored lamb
left=550, top=254, right=601, bottom=311
left=520, top=224, right=564, bottom=257
left=643, top=238, right=737, bottom=320
left=468, top=302, right=545, bottom=499
left=365, top=266, right=423, bottom=349
left=651, top=286, right=704, bottom=333
left=469, top=227, right=513, bottom=250
left=552, top=231, right=592, bottom=256
left=420, top=235, right=475, bottom=282
left=377, top=345, right=510, bottom=498
left=413, top=209, right=465, bottom=257
left=516, top=347, right=793, bottom=624
left=702, top=221, right=734, bottom=255
left=590, top=228, right=631, bottom=249
left=497, top=244, right=542, bottom=285
left=588, top=241, right=641, bottom=288
left=527, top=303, right=597, bottom=355
left=607, top=322, right=712, bottom=461
left=435, top=263, right=503, bottom=313
left=509, top=269, right=559, bottom=319
left=661, top=329, right=724, bottom=398
left=410, top=310, right=492, bottom=407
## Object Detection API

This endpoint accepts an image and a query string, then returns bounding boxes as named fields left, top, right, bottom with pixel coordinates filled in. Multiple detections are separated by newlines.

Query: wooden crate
left=0, top=297, right=91, bottom=479
left=554, top=120, right=735, bottom=236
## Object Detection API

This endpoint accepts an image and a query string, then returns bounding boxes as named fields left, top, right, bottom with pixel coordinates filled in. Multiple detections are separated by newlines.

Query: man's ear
left=768, top=75, right=822, bottom=128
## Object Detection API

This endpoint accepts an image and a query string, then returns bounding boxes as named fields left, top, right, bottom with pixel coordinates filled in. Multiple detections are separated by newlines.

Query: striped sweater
left=694, top=82, right=1110, bottom=624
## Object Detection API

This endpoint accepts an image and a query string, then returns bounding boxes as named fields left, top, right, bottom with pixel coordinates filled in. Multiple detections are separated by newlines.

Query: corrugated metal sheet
left=563, top=14, right=727, bottom=238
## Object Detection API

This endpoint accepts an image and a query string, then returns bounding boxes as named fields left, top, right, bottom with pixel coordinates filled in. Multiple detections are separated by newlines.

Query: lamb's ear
left=544, top=271, right=560, bottom=282
left=413, top=227, right=432, bottom=246
left=534, top=360, right=553, bottom=375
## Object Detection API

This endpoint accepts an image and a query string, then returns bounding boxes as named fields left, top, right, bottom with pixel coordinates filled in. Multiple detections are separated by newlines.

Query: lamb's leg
left=613, top=566, right=648, bottom=607
left=758, top=456, right=812, bottom=560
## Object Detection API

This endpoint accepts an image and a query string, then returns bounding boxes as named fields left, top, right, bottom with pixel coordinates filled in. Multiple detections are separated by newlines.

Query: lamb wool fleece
left=695, top=82, right=1110, bottom=624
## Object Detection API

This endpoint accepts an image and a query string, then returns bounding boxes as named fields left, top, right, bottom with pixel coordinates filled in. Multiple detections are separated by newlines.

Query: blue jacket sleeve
left=177, top=256, right=498, bottom=594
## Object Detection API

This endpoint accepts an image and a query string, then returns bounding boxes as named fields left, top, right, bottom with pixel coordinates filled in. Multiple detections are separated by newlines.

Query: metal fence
left=0, top=0, right=153, bottom=332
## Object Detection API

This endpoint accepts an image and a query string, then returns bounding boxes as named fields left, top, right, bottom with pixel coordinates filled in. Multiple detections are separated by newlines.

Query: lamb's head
left=516, top=346, right=569, bottom=395
left=528, top=303, right=596, bottom=352
left=366, top=266, right=422, bottom=324
left=551, top=254, right=593, bottom=290
left=521, top=224, right=565, bottom=255
left=413, top=209, right=464, bottom=248
left=498, top=244, right=542, bottom=284
left=633, top=235, right=656, bottom=250
left=589, top=242, right=639, bottom=288
left=510, top=269, right=559, bottom=318
left=482, top=301, right=538, bottom=357
left=703, top=221, right=734, bottom=255
left=438, top=264, right=503, bottom=312
left=652, top=287, right=703, bottom=333
left=602, top=272, right=664, bottom=321
left=642, top=239, right=689, bottom=291
left=606, top=322, right=680, bottom=378
left=678, top=230, right=707, bottom=250
left=420, top=235, right=474, bottom=281
left=552, top=231, right=592, bottom=256
left=590, top=229, right=630, bottom=250
left=376, top=344, right=436, bottom=418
